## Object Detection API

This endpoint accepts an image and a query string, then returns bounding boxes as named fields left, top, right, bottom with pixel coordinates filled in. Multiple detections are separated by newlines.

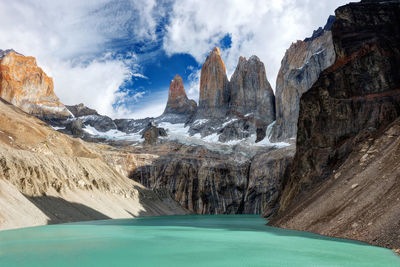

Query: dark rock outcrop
left=141, top=122, right=167, bottom=145
left=65, top=119, right=85, bottom=137
left=271, top=0, right=400, bottom=250
left=229, top=56, right=275, bottom=124
left=270, top=16, right=336, bottom=142
left=162, top=75, right=197, bottom=122
left=114, top=117, right=153, bottom=134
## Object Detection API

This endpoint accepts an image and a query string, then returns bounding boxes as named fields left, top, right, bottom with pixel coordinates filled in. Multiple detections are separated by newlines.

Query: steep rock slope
left=0, top=99, right=187, bottom=230
left=272, top=118, right=400, bottom=250
left=0, top=50, right=71, bottom=121
left=270, top=16, right=336, bottom=141
left=271, top=0, right=400, bottom=250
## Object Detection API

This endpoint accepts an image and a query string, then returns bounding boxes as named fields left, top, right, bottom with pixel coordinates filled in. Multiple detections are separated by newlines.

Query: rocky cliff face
left=161, top=74, right=197, bottom=122
left=229, top=55, right=275, bottom=124
left=0, top=50, right=71, bottom=121
left=270, top=16, right=336, bottom=142
left=271, top=0, right=400, bottom=250
left=130, top=144, right=294, bottom=214
left=197, top=47, right=230, bottom=119
left=189, top=47, right=276, bottom=142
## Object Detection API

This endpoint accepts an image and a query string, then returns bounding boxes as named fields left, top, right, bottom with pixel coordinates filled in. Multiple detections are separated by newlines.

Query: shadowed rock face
left=130, top=144, right=295, bottom=215
left=197, top=47, right=230, bottom=119
left=229, top=56, right=275, bottom=124
left=270, top=16, right=336, bottom=142
left=273, top=0, right=400, bottom=242
left=0, top=51, right=71, bottom=120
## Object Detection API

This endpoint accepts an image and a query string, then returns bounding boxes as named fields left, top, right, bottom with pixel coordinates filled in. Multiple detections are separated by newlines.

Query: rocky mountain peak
left=211, top=46, right=222, bottom=56
left=229, top=54, right=275, bottom=124
left=163, top=74, right=197, bottom=117
left=197, top=46, right=229, bottom=118
left=169, top=74, right=185, bottom=97
left=0, top=50, right=71, bottom=121
left=0, top=49, right=17, bottom=59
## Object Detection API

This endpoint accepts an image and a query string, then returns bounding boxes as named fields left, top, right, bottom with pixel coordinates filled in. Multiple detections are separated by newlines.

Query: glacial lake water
left=0, top=215, right=399, bottom=267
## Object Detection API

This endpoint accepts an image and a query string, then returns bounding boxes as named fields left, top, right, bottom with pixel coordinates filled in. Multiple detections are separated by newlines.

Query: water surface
left=0, top=215, right=398, bottom=266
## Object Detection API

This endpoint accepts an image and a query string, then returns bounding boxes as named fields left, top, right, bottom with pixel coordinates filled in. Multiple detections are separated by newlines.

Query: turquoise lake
left=0, top=215, right=399, bottom=266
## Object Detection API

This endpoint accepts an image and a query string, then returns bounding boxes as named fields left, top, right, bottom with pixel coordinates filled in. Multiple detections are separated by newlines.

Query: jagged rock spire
left=198, top=47, right=229, bottom=118
left=163, top=74, right=196, bottom=115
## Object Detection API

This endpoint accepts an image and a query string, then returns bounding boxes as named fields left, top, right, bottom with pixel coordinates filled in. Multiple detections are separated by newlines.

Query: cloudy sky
left=0, top=0, right=349, bottom=119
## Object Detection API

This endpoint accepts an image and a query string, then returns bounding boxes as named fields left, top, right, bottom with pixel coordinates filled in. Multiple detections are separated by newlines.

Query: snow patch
left=192, top=119, right=208, bottom=126
left=51, top=126, right=66, bottom=131
left=83, top=125, right=143, bottom=142
left=222, top=118, right=238, bottom=128
left=254, top=121, right=290, bottom=148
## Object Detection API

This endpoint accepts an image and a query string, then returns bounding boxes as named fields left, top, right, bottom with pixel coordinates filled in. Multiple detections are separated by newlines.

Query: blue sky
left=0, top=0, right=349, bottom=119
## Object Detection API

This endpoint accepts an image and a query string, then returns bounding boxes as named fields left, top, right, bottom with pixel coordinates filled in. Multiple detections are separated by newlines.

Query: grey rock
left=270, top=17, right=336, bottom=142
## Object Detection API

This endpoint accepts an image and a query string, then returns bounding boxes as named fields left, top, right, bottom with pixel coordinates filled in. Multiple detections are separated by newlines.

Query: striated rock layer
left=270, top=0, right=400, bottom=250
left=0, top=98, right=187, bottom=230
left=0, top=50, right=71, bottom=120
left=270, top=16, right=336, bottom=142
left=130, top=144, right=294, bottom=215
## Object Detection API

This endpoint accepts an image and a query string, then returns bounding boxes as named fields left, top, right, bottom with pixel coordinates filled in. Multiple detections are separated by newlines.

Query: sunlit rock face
left=161, top=74, right=197, bottom=123
left=229, top=55, right=275, bottom=124
left=0, top=50, right=71, bottom=120
left=197, top=47, right=230, bottom=119
left=270, top=16, right=336, bottom=142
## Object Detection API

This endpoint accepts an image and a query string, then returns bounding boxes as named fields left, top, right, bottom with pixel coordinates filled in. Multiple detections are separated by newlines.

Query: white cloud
left=125, top=90, right=168, bottom=119
left=0, top=0, right=161, bottom=118
left=163, top=0, right=349, bottom=89
left=0, top=0, right=351, bottom=120
left=128, top=102, right=166, bottom=119
left=186, top=69, right=201, bottom=102
left=132, top=73, right=149, bottom=79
